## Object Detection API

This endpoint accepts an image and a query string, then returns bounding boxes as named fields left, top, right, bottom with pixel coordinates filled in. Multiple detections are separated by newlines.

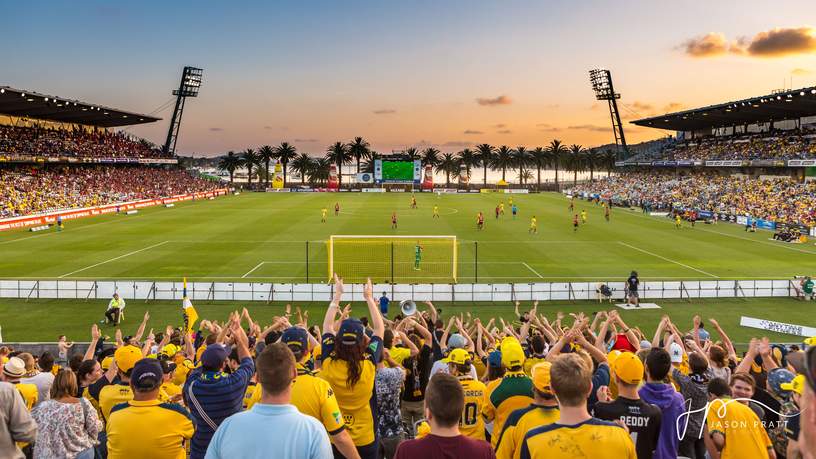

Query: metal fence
left=0, top=279, right=799, bottom=303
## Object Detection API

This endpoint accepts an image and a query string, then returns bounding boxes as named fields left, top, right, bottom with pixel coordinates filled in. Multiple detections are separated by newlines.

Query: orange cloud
left=662, top=102, right=686, bottom=112
left=497, top=129, right=512, bottom=134
left=568, top=124, right=609, bottom=132
left=681, top=32, right=731, bottom=57
left=373, top=109, right=396, bottom=115
left=792, top=68, right=812, bottom=75
left=742, top=27, right=816, bottom=56
left=463, top=130, right=483, bottom=135
left=476, top=95, right=512, bottom=106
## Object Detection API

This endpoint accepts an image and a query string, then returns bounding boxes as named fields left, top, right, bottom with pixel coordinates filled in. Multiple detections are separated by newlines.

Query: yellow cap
left=607, top=350, right=622, bottom=367
left=804, top=337, right=816, bottom=347
left=780, top=374, right=805, bottom=395
left=612, top=352, right=644, bottom=385
left=531, top=362, right=553, bottom=393
left=500, top=337, right=525, bottom=368
left=447, top=348, right=471, bottom=366
left=162, top=344, right=179, bottom=357
left=101, top=356, right=113, bottom=371
left=114, top=345, right=143, bottom=373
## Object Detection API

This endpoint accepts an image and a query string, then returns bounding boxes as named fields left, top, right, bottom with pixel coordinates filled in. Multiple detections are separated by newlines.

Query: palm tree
left=435, top=152, right=459, bottom=187
left=361, top=151, right=379, bottom=173
left=290, top=153, right=313, bottom=186
left=404, top=147, right=421, bottom=161
left=604, top=149, right=617, bottom=177
left=241, top=148, right=260, bottom=186
left=513, top=146, right=530, bottom=185
left=217, top=151, right=243, bottom=184
left=493, top=145, right=514, bottom=182
left=309, top=157, right=331, bottom=185
left=275, top=142, right=298, bottom=186
left=421, top=147, right=441, bottom=169
left=530, top=147, right=547, bottom=190
left=567, top=144, right=585, bottom=186
left=517, top=169, right=534, bottom=184
left=257, top=145, right=276, bottom=186
left=348, top=137, right=371, bottom=173
left=547, top=140, right=568, bottom=191
left=457, top=148, right=478, bottom=186
left=584, top=149, right=597, bottom=182
left=325, top=142, right=350, bottom=188
left=475, top=144, right=494, bottom=186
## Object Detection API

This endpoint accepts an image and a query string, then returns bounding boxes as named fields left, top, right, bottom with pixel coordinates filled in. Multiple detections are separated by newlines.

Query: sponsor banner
left=0, top=189, right=228, bottom=232
left=677, top=160, right=695, bottom=166
left=356, top=172, right=374, bottom=183
left=505, top=189, right=529, bottom=194
left=740, top=316, right=816, bottom=337
left=389, top=189, right=406, bottom=193
left=479, top=188, right=498, bottom=193
left=736, top=215, right=748, bottom=225
left=750, top=159, right=786, bottom=167
left=436, top=188, right=458, bottom=193
left=788, top=159, right=816, bottom=167
left=651, top=160, right=677, bottom=167
left=650, top=212, right=669, bottom=217
left=811, top=227, right=816, bottom=237
left=749, top=217, right=776, bottom=231
left=421, top=165, right=434, bottom=190
left=272, top=160, right=284, bottom=189
left=266, top=188, right=291, bottom=192
left=705, top=160, right=746, bottom=167
left=636, top=162, right=652, bottom=166
left=614, top=161, right=625, bottom=167
left=697, top=210, right=713, bottom=219
left=361, top=188, right=385, bottom=193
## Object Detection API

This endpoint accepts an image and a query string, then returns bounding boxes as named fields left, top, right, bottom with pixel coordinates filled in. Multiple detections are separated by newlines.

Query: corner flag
left=182, top=277, right=199, bottom=333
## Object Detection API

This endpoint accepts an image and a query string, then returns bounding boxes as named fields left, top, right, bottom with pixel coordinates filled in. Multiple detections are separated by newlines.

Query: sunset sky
left=3, top=1, right=816, bottom=156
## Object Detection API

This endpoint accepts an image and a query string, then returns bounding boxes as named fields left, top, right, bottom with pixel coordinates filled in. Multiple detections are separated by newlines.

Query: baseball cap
left=639, top=340, right=652, bottom=350
left=338, top=319, right=365, bottom=345
left=767, top=368, right=796, bottom=397
left=780, top=374, right=805, bottom=395
left=447, top=333, right=466, bottom=350
left=114, top=345, right=143, bottom=373
left=611, top=333, right=637, bottom=353
left=607, top=350, right=622, bottom=368
left=804, top=336, right=816, bottom=347
left=157, top=356, right=177, bottom=375
left=447, top=348, right=471, bottom=366
left=500, top=337, right=525, bottom=368
left=101, top=356, right=114, bottom=371
left=2, top=357, right=25, bottom=378
left=530, top=362, right=553, bottom=393
left=161, top=344, right=179, bottom=357
left=282, top=327, right=309, bottom=351
left=487, top=350, right=502, bottom=368
left=200, top=344, right=229, bottom=369
left=697, top=328, right=711, bottom=341
left=131, top=358, right=163, bottom=391
left=612, top=352, right=644, bottom=385
left=669, top=342, right=684, bottom=364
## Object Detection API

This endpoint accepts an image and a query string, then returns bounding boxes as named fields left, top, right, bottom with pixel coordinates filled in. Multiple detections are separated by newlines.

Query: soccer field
left=1, top=191, right=814, bottom=283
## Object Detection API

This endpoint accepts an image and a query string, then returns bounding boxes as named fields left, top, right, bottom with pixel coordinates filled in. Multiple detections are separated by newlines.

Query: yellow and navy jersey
left=243, top=382, right=258, bottom=410
left=172, top=358, right=195, bottom=386
left=520, top=418, right=636, bottom=459
left=12, top=383, right=38, bottom=411
left=106, top=399, right=194, bottom=459
left=522, top=355, right=546, bottom=376
left=482, top=370, right=533, bottom=448
left=706, top=398, right=772, bottom=459
left=495, top=403, right=560, bottom=459
left=318, top=333, right=383, bottom=447
left=458, top=377, right=487, bottom=441
left=387, top=346, right=411, bottom=368
left=161, top=381, right=182, bottom=400
left=99, top=383, right=134, bottom=424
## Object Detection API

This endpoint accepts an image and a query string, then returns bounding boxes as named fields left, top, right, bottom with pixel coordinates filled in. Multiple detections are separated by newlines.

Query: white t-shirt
left=22, top=371, right=55, bottom=403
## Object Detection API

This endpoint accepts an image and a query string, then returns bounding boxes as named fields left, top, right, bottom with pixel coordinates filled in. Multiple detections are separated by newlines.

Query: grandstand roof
left=0, top=86, right=160, bottom=128
left=631, top=86, right=816, bottom=132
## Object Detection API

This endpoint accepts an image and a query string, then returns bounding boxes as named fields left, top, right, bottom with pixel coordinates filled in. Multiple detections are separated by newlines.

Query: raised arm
left=363, top=278, right=384, bottom=338
left=652, top=316, right=669, bottom=349
left=692, top=315, right=703, bottom=348
left=133, top=311, right=149, bottom=343
left=709, top=319, right=736, bottom=361
left=83, top=324, right=101, bottom=361
left=424, top=301, right=438, bottom=324
left=323, top=274, right=344, bottom=335
left=734, top=338, right=759, bottom=375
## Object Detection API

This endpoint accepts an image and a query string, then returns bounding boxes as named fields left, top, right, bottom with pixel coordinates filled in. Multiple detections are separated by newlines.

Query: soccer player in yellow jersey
left=581, top=209, right=587, bottom=224
left=319, top=276, right=385, bottom=459
left=675, top=214, right=682, bottom=229
left=321, top=208, right=328, bottom=223
left=519, top=354, right=635, bottom=459
left=499, top=201, right=505, bottom=215
left=496, top=362, right=560, bottom=459
left=446, top=348, right=488, bottom=441
left=433, top=205, right=440, bottom=218
left=529, top=216, right=537, bottom=234
left=482, top=337, right=533, bottom=449
left=705, top=377, right=774, bottom=459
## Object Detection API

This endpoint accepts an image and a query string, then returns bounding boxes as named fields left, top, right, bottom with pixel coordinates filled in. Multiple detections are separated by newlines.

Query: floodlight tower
left=163, top=66, right=203, bottom=155
left=589, top=69, right=629, bottom=158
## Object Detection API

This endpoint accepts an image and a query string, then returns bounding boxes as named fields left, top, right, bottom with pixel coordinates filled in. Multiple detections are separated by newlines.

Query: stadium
left=1, top=4, right=815, bottom=459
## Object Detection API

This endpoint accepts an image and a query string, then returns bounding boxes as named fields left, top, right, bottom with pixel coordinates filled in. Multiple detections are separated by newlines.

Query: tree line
left=217, top=137, right=618, bottom=190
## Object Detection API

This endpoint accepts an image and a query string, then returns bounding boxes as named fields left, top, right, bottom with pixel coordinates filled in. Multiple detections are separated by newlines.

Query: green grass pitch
left=0, top=192, right=814, bottom=343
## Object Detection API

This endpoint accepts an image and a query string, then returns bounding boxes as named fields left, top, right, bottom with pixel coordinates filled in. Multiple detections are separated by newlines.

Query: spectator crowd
left=1, top=275, right=815, bottom=459
left=653, top=131, right=816, bottom=162
left=0, top=165, right=220, bottom=219
left=0, top=125, right=168, bottom=159
left=569, top=172, right=816, bottom=227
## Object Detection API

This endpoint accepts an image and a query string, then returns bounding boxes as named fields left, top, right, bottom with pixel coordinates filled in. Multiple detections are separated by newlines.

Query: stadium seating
left=0, top=124, right=169, bottom=159
left=633, top=130, right=816, bottom=162
left=570, top=172, right=816, bottom=226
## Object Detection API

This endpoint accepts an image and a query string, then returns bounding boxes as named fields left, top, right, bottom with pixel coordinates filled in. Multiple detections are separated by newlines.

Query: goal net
left=328, top=235, right=458, bottom=283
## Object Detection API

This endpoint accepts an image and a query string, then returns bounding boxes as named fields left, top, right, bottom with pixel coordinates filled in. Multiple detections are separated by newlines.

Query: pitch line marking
left=57, top=241, right=170, bottom=278
left=617, top=242, right=718, bottom=278
left=242, top=262, right=268, bottom=278
left=522, top=262, right=544, bottom=278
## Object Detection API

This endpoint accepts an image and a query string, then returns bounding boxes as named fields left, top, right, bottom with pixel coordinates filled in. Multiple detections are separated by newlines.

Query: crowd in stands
left=654, top=130, right=816, bottom=162
left=2, top=275, right=815, bottom=459
left=0, top=165, right=220, bottom=219
left=569, top=172, right=816, bottom=227
left=0, top=125, right=168, bottom=159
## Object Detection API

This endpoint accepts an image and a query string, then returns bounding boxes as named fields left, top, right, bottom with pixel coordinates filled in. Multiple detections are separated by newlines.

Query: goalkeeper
left=413, top=242, right=424, bottom=270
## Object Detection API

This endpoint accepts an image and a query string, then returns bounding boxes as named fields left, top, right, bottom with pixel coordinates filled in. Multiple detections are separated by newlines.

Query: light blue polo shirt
left=204, top=403, right=332, bottom=459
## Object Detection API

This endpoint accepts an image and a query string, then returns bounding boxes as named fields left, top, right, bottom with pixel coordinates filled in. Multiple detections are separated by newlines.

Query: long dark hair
left=334, top=341, right=365, bottom=387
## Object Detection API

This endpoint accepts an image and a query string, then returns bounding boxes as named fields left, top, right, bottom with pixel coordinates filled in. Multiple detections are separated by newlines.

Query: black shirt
left=627, top=276, right=639, bottom=292
left=593, top=396, right=662, bottom=459
left=402, top=344, right=432, bottom=402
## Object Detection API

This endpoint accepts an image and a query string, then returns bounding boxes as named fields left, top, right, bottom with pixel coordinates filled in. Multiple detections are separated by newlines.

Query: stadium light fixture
left=21, top=93, right=25, bottom=97
left=588, top=68, right=627, bottom=158
left=44, top=97, right=48, bottom=102
left=163, top=66, right=204, bottom=155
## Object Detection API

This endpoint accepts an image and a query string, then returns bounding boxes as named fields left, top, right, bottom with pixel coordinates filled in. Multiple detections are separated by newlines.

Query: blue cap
left=282, top=327, right=309, bottom=350
left=767, top=368, right=796, bottom=397
left=131, top=358, right=163, bottom=390
left=697, top=328, right=710, bottom=341
left=200, top=344, right=229, bottom=369
left=488, top=350, right=502, bottom=368
left=338, top=319, right=365, bottom=345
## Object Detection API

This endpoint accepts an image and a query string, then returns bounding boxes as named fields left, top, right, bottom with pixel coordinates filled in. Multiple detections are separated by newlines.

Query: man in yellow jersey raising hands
left=447, top=348, right=487, bottom=441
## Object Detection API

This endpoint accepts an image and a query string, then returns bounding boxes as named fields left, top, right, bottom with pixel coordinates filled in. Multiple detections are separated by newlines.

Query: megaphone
left=400, top=299, right=417, bottom=316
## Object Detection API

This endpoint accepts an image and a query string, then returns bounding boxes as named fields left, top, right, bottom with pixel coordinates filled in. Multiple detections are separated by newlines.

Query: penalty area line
left=58, top=241, right=170, bottom=278
left=617, top=241, right=718, bottom=278
left=242, top=262, right=268, bottom=278
left=522, top=262, right=544, bottom=278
